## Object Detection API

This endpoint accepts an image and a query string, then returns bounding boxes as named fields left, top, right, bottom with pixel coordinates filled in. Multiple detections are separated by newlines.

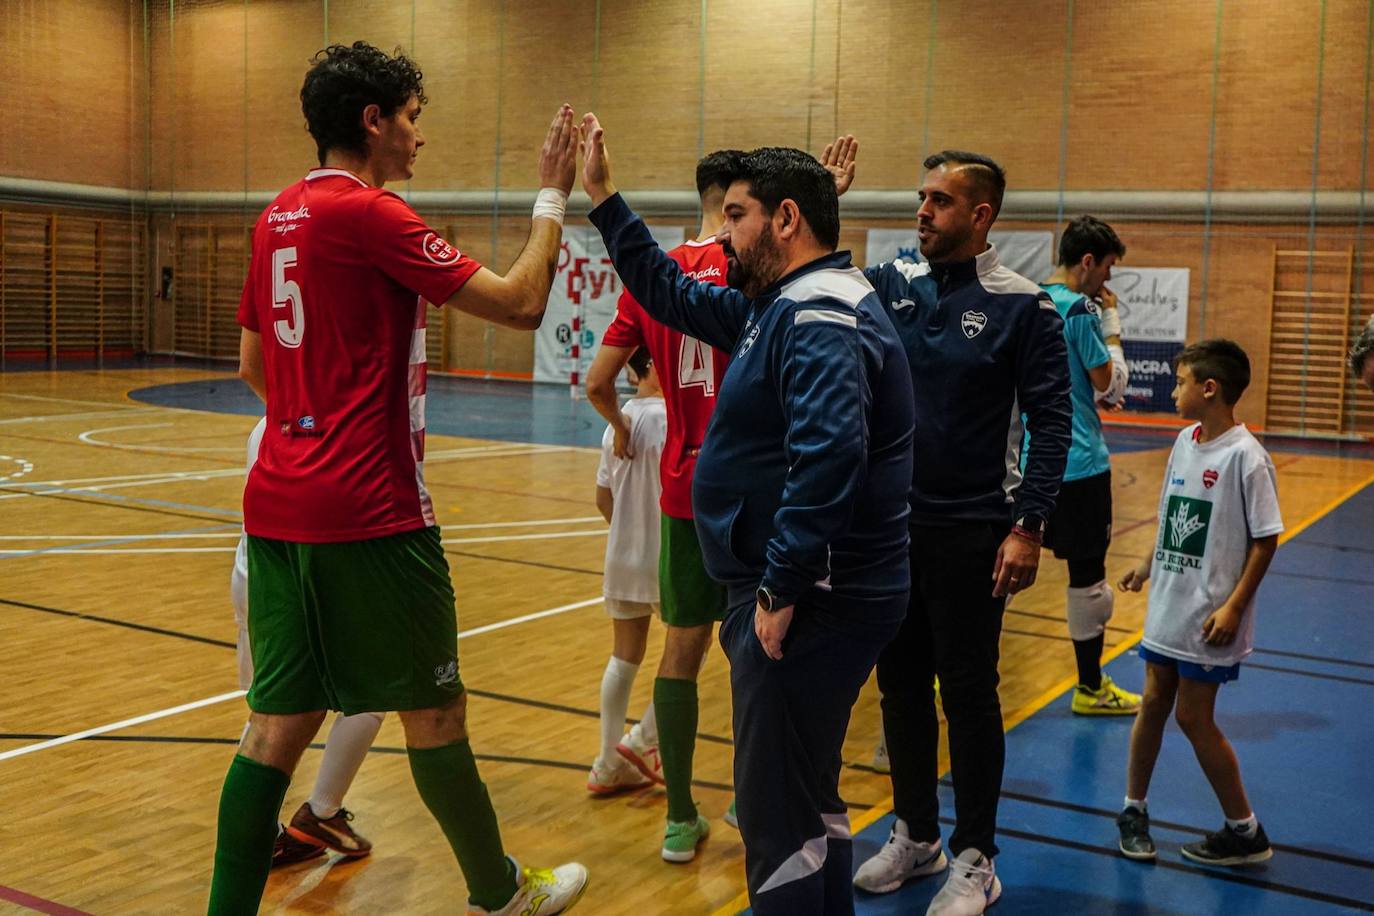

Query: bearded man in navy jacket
left=579, top=114, right=914, bottom=916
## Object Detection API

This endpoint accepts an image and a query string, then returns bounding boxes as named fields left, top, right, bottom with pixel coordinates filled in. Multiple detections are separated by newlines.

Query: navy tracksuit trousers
left=721, top=595, right=904, bottom=916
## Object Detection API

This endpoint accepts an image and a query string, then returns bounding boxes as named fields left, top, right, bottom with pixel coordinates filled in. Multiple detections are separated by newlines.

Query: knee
left=1173, top=702, right=1212, bottom=739
left=400, top=691, right=469, bottom=747
left=1065, top=578, right=1113, bottom=641
left=241, top=710, right=327, bottom=771
left=1138, top=689, right=1173, bottom=723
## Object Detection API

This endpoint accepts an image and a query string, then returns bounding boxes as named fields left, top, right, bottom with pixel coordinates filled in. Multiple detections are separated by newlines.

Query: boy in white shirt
left=588, top=348, right=669, bottom=795
left=1116, top=339, right=1283, bottom=867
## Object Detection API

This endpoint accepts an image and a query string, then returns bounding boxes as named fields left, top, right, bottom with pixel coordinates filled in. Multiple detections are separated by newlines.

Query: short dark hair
left=1176, top=338, right=1251, bottom=405
left=696, top=149, right=746, bottom=197
left=923, top=150, right=1007, bottom=218
left=1351, top=317, right=1374, bottom=380
left=627, top=347, right=652, bottom=378
left=300, top=42, right=426, bottom=165
left=1058, top=215, right=1126, bottom=267
left=727, top=147, right=840, bottom=250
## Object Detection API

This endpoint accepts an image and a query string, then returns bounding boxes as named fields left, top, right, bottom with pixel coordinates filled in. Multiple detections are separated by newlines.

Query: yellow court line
left=711, top=468, right=1374, bottom=916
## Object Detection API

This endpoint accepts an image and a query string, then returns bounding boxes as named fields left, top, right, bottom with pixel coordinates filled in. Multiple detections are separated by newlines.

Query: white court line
left=78, top=423, right=242, bottom=454
left=457, top=596, right=604, bottom=639
left=0, top=517, right=607, bottom=540
left=0, top=690, right=248, bottom=762
left=0, top=596, right=603, bottom=761
left=0, top=529, right=608, bottom=555
left=0, top=392, right=150, bottom=409
left=0, top=469, right=247, bottom=502
left=0, top=407, right=163, bottom=426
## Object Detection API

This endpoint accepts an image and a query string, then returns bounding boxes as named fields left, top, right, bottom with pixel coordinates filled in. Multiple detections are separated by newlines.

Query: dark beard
left=725, top=225, right=784, bottom=297
left=917, top=226, right=957, bottom=263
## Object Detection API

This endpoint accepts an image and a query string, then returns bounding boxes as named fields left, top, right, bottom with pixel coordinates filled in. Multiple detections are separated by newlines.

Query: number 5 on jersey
left=678, top=336, right=716, bottom=396
left=273, top=246, right=305, bottom=348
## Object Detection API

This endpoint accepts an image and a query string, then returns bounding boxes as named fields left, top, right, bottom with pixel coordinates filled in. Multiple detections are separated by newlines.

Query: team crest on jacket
left=1202, top=468, right=1219, bottom=489
left=961, top=310, right=987, bottom=339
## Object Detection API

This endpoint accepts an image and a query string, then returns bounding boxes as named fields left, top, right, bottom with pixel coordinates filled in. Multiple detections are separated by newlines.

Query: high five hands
left=575, top=115, right=858, bottom=205
left=578, top=113, right=617, bottom=207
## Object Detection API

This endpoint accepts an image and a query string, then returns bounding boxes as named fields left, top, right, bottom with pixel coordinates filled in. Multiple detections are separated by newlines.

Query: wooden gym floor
left=0, top=364, right=1371, bottom=915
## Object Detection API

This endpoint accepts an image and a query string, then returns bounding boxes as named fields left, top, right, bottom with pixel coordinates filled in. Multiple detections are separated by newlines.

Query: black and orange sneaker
left=271, top=826, right=327, bottom=868
left=285, top=802, right=373, bottom=858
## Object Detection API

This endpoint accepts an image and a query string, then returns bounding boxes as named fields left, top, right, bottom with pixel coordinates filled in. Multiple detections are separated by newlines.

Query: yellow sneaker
left=1071, top=675, right=1141, bottom=716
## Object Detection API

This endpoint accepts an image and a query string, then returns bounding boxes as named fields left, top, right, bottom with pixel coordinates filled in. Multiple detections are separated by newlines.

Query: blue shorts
left=1139, top=645, right=1240, bottom=684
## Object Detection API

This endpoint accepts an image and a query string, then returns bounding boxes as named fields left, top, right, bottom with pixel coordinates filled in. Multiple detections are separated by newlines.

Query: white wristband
left=1098, top=304, right=1122, bottom=340
left=532, top=187, right=568, bottom=225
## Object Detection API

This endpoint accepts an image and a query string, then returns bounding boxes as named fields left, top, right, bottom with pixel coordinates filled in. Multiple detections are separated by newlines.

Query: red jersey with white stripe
left=236, top=168, right=480, bottom=542
left=601, top=237, right=729, bottom=519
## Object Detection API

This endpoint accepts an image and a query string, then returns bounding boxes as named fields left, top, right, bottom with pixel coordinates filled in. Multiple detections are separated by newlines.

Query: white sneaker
left=586, top=755, right=650, bottom=795
left=926, top=848, right=1000, bottom=915
left=466, top=859, right=589, bottom=916
left=615, top=722, right=664, bottom=785
left=853, top=818, right=948, bottom=894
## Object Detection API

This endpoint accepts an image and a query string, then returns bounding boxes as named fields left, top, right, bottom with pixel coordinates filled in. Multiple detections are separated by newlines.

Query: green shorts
left=658, top=513, right=728, bottom=628
left=245, top=526, right=464, bottom=716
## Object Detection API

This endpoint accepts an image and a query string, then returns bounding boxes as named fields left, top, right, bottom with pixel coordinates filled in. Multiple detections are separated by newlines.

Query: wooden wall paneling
left=244, top=1, right=327, bottom=190
left=1315, top=0, right=1374, bottom=190
left=924, top=0, right=1070, bottom=189
left=1064, top=0, right=1217, bottom=190
left=407, top=0, right=502, bottom=193
left=0, top=0, right=136, bottom=187
left=1213, top=2, right=1321, bottom=190
left=701, top=0, right=832, bottom=156
left=492, top=1, right=600, bottom=192
left=834, top=0, right=934, bottom=190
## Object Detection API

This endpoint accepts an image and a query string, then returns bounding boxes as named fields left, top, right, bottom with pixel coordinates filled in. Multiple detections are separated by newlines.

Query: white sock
left=1226, top=813, right=1258, bottom=837
left=599, top=656, right=640, bottom=763
left=637, top=699, right=658, bottom=745
left=1124, top=796, right=1147, bottom=813
left=309, top=711, right=384, bottom=818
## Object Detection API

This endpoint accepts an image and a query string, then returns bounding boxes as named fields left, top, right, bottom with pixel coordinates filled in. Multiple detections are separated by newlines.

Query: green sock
left=654, top=676, right=699, bottom=823
left=208, top=754, right=290, bottom=916
left=407, top=739, right=518, bottom=912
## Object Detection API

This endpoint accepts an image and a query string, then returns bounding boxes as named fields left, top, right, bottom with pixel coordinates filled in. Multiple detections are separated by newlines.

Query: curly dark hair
left=300, top=42, right=426, bottom=165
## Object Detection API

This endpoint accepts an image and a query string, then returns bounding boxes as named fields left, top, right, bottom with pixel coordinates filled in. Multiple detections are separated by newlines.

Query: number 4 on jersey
left=273, top=246, right=305, bottom=348
left=678, top=336, right=716, bottom=396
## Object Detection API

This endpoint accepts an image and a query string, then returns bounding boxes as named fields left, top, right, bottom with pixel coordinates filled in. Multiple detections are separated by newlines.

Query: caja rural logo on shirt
left=1157, top=495, right=1211, bottom=573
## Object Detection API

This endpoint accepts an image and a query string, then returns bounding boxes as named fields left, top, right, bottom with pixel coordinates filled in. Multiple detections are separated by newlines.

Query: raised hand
left=578, top=112, right=617, bottom=206
left=820, top=134, right=858, bottom=196
left=538, top=104, right=578, bottom=194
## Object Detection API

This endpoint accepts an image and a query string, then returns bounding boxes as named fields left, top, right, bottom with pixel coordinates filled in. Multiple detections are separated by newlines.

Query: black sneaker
left=1117, top=807, right=1157, bottom=861
left=1181, top=823, right=1273, bottom=866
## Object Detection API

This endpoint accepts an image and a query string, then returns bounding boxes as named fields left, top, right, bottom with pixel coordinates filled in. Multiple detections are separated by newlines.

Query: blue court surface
left=816, top=482, right=1374, bottom=916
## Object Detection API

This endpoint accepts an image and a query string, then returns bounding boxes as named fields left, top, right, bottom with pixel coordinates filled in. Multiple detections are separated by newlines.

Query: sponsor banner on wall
left=534, top=224, right=685, bottom=385
left=863, top=228, right=1055, bottom=281
left=1111, top=267, right=1190, bottom=413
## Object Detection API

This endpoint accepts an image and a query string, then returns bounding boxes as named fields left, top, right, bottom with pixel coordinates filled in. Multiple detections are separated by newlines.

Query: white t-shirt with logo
left=597, top=396, right=667, bottom=603
left=1143, top=423, right=1284, bottom=668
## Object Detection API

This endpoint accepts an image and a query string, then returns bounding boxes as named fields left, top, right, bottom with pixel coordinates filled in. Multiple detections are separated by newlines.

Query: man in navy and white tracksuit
left=851, top=150, right=1071, bottom=916
left=581, top=121, right=914, bottom=916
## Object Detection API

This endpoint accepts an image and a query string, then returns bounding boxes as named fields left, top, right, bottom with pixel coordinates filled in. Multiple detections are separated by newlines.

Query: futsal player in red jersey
left=210, top=42, right=587, bottom=916
left=584, top=152, right=739, bottom=863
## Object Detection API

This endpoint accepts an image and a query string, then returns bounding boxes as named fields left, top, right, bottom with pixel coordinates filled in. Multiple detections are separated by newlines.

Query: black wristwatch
left=756, top=585, right=784, bottom=612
